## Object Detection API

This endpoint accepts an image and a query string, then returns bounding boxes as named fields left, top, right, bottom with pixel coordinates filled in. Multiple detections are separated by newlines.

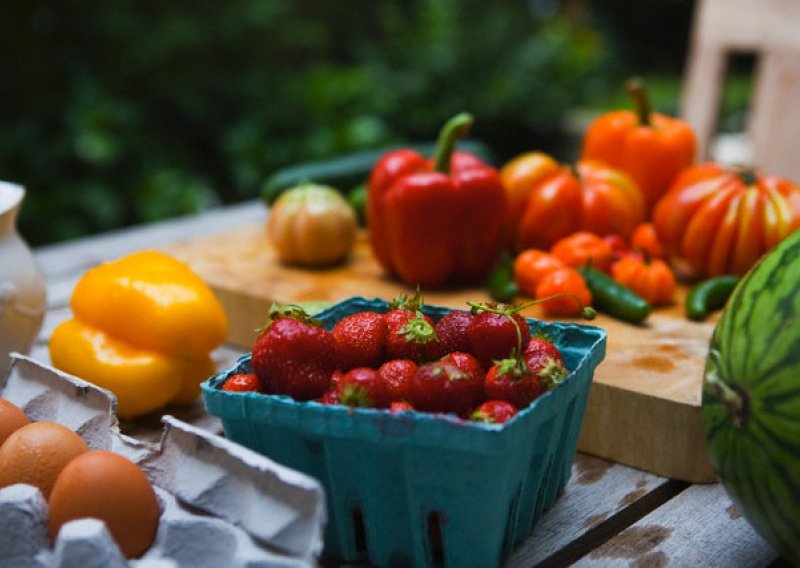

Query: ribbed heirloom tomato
left=500, top=153, right=646, bottom=251
left=653, top=163, right=800, bottom=277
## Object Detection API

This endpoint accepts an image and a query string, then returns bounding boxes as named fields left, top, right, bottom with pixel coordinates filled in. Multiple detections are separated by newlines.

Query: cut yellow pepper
left=49, top=251, right=227, bottom=418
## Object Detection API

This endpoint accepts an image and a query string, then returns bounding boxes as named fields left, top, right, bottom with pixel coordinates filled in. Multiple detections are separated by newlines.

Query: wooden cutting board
left=163, top=222, right=718, bottom=483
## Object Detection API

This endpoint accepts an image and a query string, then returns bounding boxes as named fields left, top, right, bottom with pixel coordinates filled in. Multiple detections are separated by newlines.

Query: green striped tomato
left=703, top=228, right=800, bottom=562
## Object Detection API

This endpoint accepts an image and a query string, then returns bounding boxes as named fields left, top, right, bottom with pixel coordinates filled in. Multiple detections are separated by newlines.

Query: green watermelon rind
left=702, top=228, right=800, bottom=563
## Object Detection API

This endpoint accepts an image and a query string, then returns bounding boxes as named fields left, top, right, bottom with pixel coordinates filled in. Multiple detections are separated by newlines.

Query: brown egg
left=0, top=398, right=30, bottom=446
left=48, top=450, right=161, bottom=559
left=0, top=421, right=88, bottom=498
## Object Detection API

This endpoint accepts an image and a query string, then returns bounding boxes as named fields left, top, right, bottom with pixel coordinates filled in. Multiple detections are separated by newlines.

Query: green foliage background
left=0, top=1, right=694, bottom=246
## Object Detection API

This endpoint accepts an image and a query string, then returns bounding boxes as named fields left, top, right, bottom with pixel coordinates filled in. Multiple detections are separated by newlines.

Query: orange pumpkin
left=653, top=163, right=800, bottom=277
left=611, top=255, right=676, bottom=306
left=500, top=153, right=646, bottom=251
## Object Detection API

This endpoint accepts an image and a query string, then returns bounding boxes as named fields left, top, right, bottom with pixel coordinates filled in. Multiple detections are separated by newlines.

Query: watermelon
left=702, top=228, right=800, bottom=562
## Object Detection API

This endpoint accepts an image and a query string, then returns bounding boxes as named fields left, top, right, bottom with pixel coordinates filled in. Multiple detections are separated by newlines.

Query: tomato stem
left=434, top=113, right=474, bottom=174
left=626, top=78, right=652, bottom=128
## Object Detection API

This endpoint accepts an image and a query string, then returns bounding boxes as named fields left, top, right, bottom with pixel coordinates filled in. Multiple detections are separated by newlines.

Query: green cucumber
left=578, top=266, right=651, bottom=324
left=260, top=140, right=494, bottom=204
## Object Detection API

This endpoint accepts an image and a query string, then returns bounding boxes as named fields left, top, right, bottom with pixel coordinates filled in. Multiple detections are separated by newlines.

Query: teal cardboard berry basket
left=202, top=297, right=606, bottom=568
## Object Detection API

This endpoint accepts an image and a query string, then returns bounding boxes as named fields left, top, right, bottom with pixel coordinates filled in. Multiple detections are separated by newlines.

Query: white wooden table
left=29, top=200, right=781, bottom=566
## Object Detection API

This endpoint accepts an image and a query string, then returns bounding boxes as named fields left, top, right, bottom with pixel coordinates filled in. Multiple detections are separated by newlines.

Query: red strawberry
left=390, top=400, right=414, bottom=413
left=336, top=367, right=390, bottom=408
left=408, top=360, right=483, bottom=415
left=332, top=311, right=388, bottom=370
left=466, top=303, right=531, bottom=368
left=470, top=400, right=519, bottom=424
left=384, top=293, right=438, bottom=362
left=221, top=373, right=261, bottom=392
left=524, top=332, right=567, bottom=370
left=317, top=388, right=341, bottom=405
left=426, top=309, right=474, bottom=360
left=484, top=356, right=547, bottom=409
left=523, top=339, right=568, bottom=390
left=252, top=305, right=337, bottom=401
left=377, top=358, right=418, bottom=403
left=440, top=352, right=484, bottom=388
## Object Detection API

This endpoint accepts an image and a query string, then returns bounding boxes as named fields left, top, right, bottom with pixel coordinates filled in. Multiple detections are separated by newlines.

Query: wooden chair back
left=681, top=0, right=800, bottom=181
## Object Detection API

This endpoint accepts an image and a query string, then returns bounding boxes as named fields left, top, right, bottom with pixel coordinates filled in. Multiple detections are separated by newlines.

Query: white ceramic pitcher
left=0, top=181, right=46, bottom=378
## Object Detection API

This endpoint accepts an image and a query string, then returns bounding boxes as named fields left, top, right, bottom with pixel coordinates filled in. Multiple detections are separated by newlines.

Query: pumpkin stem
left=434, top=113, right=473, bottom=174
left=626, top=78, right=652, bottom=128
left=705, top=363, right=750, bottom=428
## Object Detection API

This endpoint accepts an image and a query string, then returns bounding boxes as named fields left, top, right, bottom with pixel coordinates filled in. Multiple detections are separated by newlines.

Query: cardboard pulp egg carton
left=0, top=353, right=327, bottom=568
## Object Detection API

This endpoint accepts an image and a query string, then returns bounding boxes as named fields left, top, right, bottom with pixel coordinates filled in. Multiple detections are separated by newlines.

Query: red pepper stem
left=434, top=112, right=474, bottom=174
left=626, top=78, right=652, bottom=128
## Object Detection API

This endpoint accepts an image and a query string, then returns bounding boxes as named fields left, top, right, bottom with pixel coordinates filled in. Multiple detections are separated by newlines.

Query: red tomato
left=513, top=249, right=565, bottom=297
left=653, top=163, right=800, bottom=276
left=501, top=154, right=647, bottom=251
left=551, top=231, right=615, bottom=272
left=535, top=267, right=592, bottom=316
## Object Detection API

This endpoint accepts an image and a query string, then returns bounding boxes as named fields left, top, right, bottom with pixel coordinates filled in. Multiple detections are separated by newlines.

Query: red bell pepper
left=367, top=113, right=508, bottom=287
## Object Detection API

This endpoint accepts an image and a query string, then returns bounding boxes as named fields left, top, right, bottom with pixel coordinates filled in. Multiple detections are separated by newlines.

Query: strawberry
left=252, top=304, right=338, bottom=401
left=524, top=331, right=567, bottom=370
left=466, top=302, right=531, bottom=369
left=426, top=309, right=474, bottom=360
left=470, top=400, right=519, bottom=424
left=317, top=388, right=341, bottom=405
left=332, top=311, right=388, bottom=370
left=440, top=352, right=484, bottom=389
left=377, top=358, right=418, bottom=403
left=390, top=400, right=414, bottom=413
left=221, top=373, right=260, bottom=392
left=523, top=339, right=568, bottom=389
left=408, top=360, right=483, bottom=415
left=384, top=292, right=438, bottom=362
left=484, top=355, right=547, bottom=409
left=336, top=367, right=390, bottom=408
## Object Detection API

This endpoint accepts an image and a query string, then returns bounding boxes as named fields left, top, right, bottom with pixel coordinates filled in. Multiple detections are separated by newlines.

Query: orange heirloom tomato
left=500, top=154, right=646, bottom=251
left=535, top=267, right=592, bottom=316
left=653, top=163, right=800, bottom=277
left=513, top=249, right=565, bottom=297
left=630, top=222, right=665, bottom=259
left=581, top=79, right=697, bottom=215
left=551, top=231, right=615, bottom=272
left=611, top=256, right=676, bottom=306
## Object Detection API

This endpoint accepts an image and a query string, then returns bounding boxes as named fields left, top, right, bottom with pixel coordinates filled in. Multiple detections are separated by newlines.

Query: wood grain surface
left=164, top=223, right=719, bottom=482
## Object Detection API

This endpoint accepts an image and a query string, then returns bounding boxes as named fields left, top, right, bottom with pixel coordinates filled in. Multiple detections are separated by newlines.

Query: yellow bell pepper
left=49, top=251, right=227, bottom=418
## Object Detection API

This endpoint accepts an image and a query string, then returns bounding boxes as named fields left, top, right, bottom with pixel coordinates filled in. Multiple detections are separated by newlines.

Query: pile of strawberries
left=221, top=293, right=570, bottom=424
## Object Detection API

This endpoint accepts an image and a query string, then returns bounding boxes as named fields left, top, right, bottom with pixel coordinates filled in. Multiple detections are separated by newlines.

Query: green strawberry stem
left=398, top=310, right=439, bottom=344
left=390, top=286, right=426, bottom=312
left=434, top=112, right=474, bottom=174
left=257, top=302, right=322, bottom=332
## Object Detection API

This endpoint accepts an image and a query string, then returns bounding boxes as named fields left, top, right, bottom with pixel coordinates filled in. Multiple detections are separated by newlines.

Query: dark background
left=2, top=1, right=709, bottom=246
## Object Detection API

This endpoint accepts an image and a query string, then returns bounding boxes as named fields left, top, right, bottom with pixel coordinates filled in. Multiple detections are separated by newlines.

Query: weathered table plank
left=572, top=483, right=778, bottom=566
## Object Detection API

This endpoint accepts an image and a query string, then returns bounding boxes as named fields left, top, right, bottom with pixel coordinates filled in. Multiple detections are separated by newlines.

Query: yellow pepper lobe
left=49, top=319, right=183, bottom=419
left=70, top=251, right=227, bottom=356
